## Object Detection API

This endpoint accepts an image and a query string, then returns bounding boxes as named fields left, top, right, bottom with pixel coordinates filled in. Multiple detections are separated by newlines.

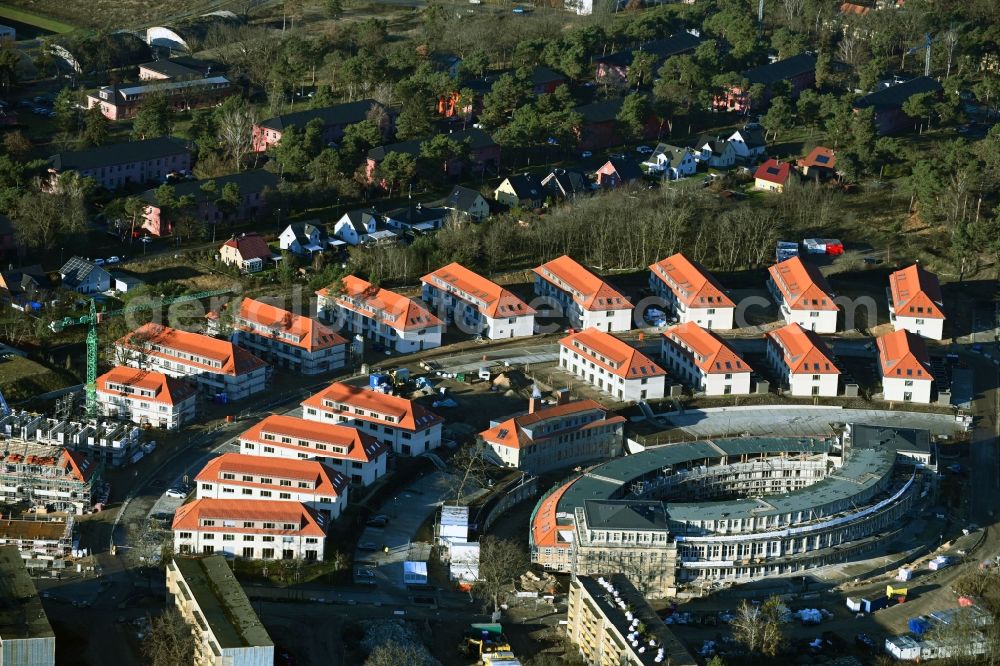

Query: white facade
left=648, top=268, right=735, bottom=330
left=891, top=315, right=944, bottom=341
left=422, top=283, right=535, bottom=339
left=766, top=341, right=839, bottom=397
left=239, top=428, right=387, bottom=488
left=96, top=368, right=197, bottom=430
left=660, top=339, right=751, bottom=396
left=882, top=376, right=933, bottom=403
left=768, top=279, right=839, bottom=333
left=559, top=344, right=666, bottom=402
left=420, top=266, right=536, bottom=340
left=532, top=259, right=633, bottom=333
left=330, top=304, right=442, bottom=353
left=173, top=522, right=326, bottom=562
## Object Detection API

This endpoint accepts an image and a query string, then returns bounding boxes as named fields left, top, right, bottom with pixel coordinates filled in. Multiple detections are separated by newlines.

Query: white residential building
left=318, top=275, right=443, bottom=354
left=648, top=253, right=735, bottom=330
left=115, top=323, right=269, bottom=401
left=96, top=366, right=198, bottom=430
left=301, top=381, right=443, bottom=457
left=421, top=262, right=535, bottom=339
left=238, top=414, right=389, bottom=487
left=644, top=144, right=697, bottom=179
left=887, top=263, right=946, bottom=340
left=479, top=399, right=626, bottom=475
left=767, top=256, right=839, bottom=333
left=559, top=328, right=667, bottom=402
left=172, top=498, right=328, bottom=561
left=661, top=322, right=752, bottom=396
left=233, top=298, right=347, bottom=375
left=167, top=555, right=274, bottom=666
left=877, top=329, right=934, bottom=404
left=532, top=255, right=633, bottom=332
left=766, top=323, right=840, bottom=397
left=195, top=452, right=349, bottom=521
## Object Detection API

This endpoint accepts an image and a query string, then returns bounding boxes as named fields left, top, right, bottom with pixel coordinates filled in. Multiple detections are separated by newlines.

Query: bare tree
left=143, top=608, right=195, bottom=666
left=365, top=643, right=437, bottom=666
left=473, top=536, right=528, bottom=615
left=730, top=597, right=786, bottom=657
left=446, top=439, right=494, bottom=502
left=216, top=98, right=258, bottom=172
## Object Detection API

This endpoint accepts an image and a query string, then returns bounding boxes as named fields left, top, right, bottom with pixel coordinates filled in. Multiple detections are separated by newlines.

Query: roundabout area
left=530, top=423, right=935, bottom=597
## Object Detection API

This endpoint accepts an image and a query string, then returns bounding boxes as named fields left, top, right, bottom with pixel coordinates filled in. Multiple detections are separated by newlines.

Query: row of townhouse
left=317, top=275, right=443, bottom=354
left=96, top=366, right=198, bottom=429
left=558, top=328, right=668, bottom=402
left=421, top=262, right=536, bottom=339
left=233, top=297, right=348, bottom=375
left=533, top=255, right=633, bottom=332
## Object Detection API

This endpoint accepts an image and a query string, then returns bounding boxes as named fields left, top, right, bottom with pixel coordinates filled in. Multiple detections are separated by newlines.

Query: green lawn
left=0, top=4, right=76, bottom=33
left=0, top=354, right=75, bottom=402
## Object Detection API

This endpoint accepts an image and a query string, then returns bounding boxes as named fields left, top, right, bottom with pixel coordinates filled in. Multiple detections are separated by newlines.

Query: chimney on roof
left=556, top=388, right=570, bottom=405
left=528, top=397, right=538, bottom=414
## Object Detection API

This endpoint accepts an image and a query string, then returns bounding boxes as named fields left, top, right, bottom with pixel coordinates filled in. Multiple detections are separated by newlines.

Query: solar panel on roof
left=815, top=155, right=829, bottom=164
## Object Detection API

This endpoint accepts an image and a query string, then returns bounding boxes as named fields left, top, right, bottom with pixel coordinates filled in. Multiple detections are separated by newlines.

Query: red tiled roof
left=797, top=146, right=837, bottom=169
left=61, top=449, right=98, bottom=483
left=320, top=275, right=441, bottom=332
left=302, top=381, right=442, bottom=431
left=421, top=262, right=535, bottom=319
left=839, top=2, right=870, bottom=15
left=889, top=264, right=944, bottom=319
left=172, top=498, right=327, bottom=536
left=531, top=478, right=578, bottom=549
left=754, top=159, right=791, bottom=185
left=662, top=322, right=752, bottom=374
left=221, top=233, right=272, bottom=262
left=560, top=328, right=667, bottom=380
left=236, top=298, right=347, bottom=352
left=533, top=255, right=632, bottom=312
left=117, top=323, right=267, bottom=376
left=649, top=253, right=735, bottom=309
left=768, top=257, right=838, bottom=311
left=479, top=399, right=625, bottom=450
left=239, top=414, right=388, bottom=462
left=767, top=323, right=840, bottom=375
left=96, top=366, right=197, bottom=406
left=195, top=452, right=348, bottom=497
left=877, top=329, right=931, bottom=379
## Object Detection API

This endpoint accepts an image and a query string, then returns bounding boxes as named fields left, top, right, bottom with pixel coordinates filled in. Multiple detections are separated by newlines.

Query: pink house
left=594, top=32, right=701, bottom=84
left=595, top=158, right=643, bottom=189
left=140, top=170, right=279, bottom=237
left=713, top=53, right=817, bottom=113
left=48, top=137, right=191, bottom=191
left=253, top=99, right=381, bottom=153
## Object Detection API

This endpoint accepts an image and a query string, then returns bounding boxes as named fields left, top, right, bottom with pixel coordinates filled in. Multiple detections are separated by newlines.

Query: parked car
left=609, top=152, right=625, bottom=160
left=93, top=258, right=106, bottom=266
left=106, top=256, right=121, bottom=264
left=164, top=488, right=186, bottom=499
left=636, top=145, right=653, bottom=154
left=580, top=150, right=592, bottom=158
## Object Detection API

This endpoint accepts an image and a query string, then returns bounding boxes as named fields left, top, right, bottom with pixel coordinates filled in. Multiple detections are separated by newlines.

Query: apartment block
left=767, top=256, right=839, bottom=333
left=238, top=414, right=388, bottom=487
left=479, top=399, right=625, bottom=475
left=887, top=263, right=945, bottom=340
left=661, top=322, right=752, bottom=396
left=115, top=323, right=269, bottom=401
left=649, top=253, right=735, bottom=330
left=233, top=298, right=347, bottom=375
left=766, top=323, right=840, bottom=397
left=421, top=262, right=535, bottom=339
left=559, top=329, right=667, bottom=402
left=0, top=443, right=100, bottom=515
left=318, top=275, right=443, bottom=354
left=0, top=519, right=73, bottom=573
left=0, top=546, right=55, bottom=666
left=567, top=574, right=696, bottom=666
left=167, top=555, right=274, bottom=666
left=877, top=329, right=934, bottom=404
left=195, top=453, right=349, bottom=520
left=96, top=366, right=198, bottom=430
left=172, top=498, right=328, bottom=561
left=301, top=382, right=443, bottom=457
left=533, top=255, right=633, bottom=332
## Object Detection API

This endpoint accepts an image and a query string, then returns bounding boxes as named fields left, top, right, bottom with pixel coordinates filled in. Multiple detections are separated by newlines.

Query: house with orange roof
left=115, top=323, right=269, bottom=401
left=559, top=328, right=667, bottom=401
left=753, top=159, right=793, bottom=192
left=887, top=264, right=945, bottom=340
left=238, top=414, right=389, bottom=487
left=317, top=275, right=443, bottom=353
left=172, top=498, right=328, bottom=561
left=767, top=256, right=839, bottom=333
left=649, top=253, right=736, bottom=330
left=766, top=323, right=841, bottom=397
left=96, top=365, right=198, bottom=430
left=301, top=381, right=443, bottom=457
left=421, top=262, right=536, bottom=339
left=796, top=146, right=837, bottom=179
left=877, top=329, right=934, bottom=403
left=661, top=322, right=752, bottom=396
left=194, top=452, right=349, bottom=520
left=533, top=255, right=634, bottom=333
left=233, top=297, right=347, bottom=375
left=479, top=398, right=625, bottom=474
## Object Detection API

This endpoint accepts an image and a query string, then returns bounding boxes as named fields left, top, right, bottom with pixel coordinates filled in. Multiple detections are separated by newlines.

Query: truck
left=465, top=624, right=511, bottom=659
